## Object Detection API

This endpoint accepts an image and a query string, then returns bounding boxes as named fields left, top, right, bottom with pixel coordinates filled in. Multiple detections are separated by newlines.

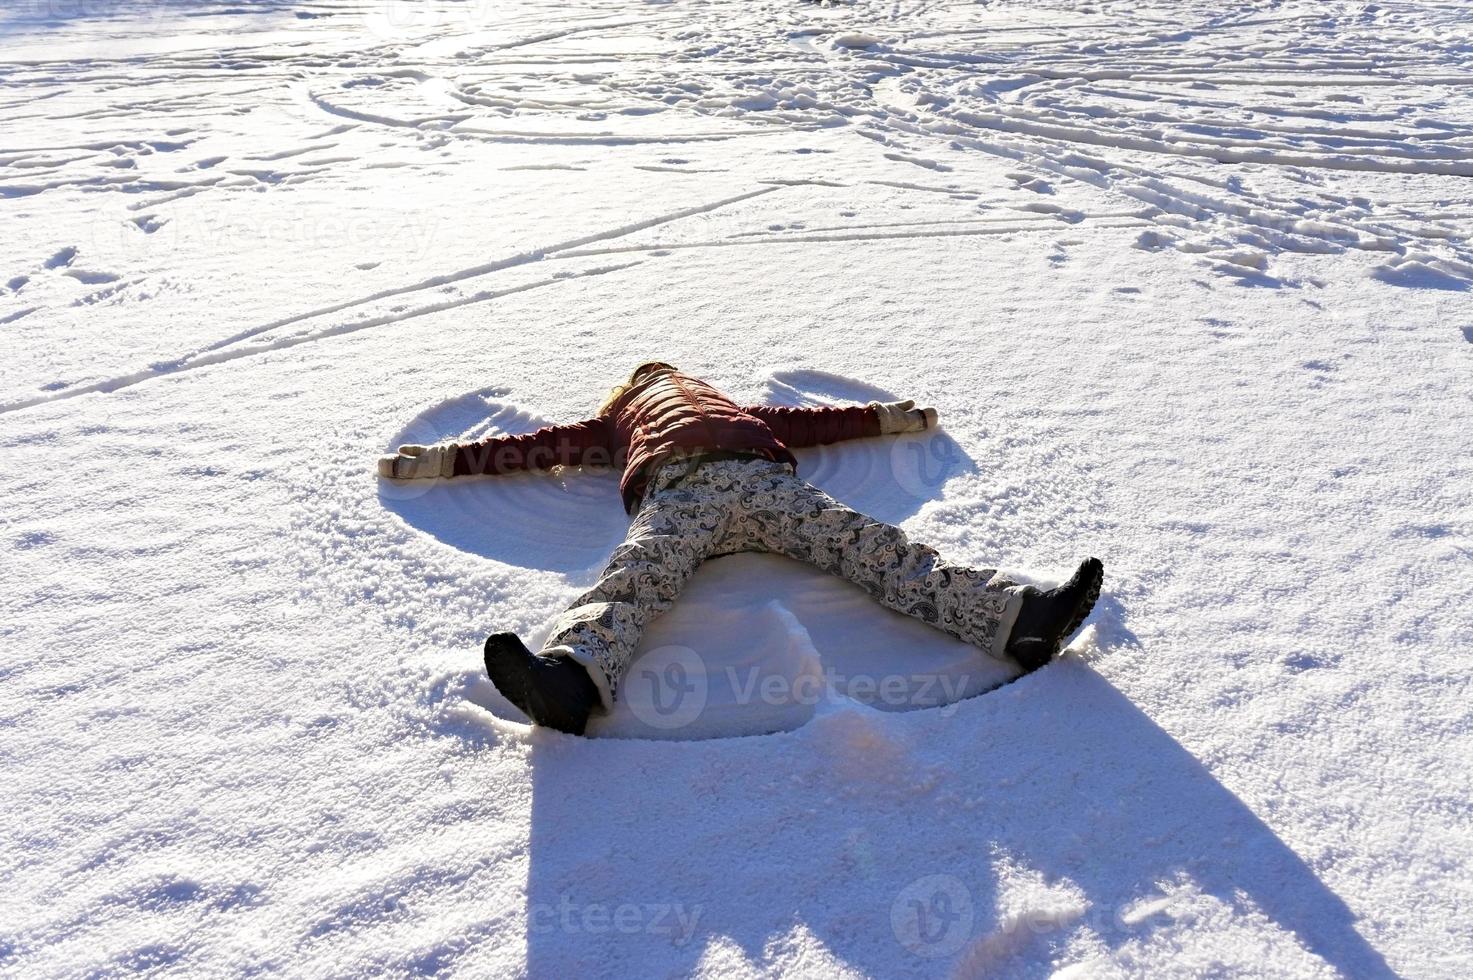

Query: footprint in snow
left=1007, top=172, right=1055, bottom=195
left=44, top=246, right=78, bottom=270
left=64, top=269, right=121, bottom=286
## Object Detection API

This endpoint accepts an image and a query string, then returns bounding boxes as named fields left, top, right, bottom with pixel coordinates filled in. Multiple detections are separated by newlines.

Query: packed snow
left=2, top=0, right=1471, bottom=975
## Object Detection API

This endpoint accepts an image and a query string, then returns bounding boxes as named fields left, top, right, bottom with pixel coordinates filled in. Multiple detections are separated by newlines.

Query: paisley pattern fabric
left=544, top=456, right=1023, bottom=709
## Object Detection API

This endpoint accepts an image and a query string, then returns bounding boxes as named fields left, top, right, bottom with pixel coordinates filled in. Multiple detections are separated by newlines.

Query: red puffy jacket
left=452, top=369, right=881, bottom=510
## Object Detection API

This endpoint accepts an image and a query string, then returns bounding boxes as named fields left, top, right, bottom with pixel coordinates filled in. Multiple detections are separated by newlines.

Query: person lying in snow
left=379, top=363, right=1103, bottom=735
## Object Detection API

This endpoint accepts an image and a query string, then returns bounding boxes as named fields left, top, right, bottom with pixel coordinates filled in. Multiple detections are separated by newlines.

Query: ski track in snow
left=6, top=0, right=1473, bottom=404
left=2, top=0, right=1471, bottom=977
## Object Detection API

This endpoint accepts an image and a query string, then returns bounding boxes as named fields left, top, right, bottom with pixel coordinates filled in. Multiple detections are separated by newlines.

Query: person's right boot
left=483, top=633, right=599, bottom=735
left=1004, top=558, right=1104, bottom=672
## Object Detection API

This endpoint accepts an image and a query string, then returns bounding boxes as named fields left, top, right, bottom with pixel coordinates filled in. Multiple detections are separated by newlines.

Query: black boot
left=1005, top=558, right=1104, bottom=672
left=483, top=633, right=599, bottom=735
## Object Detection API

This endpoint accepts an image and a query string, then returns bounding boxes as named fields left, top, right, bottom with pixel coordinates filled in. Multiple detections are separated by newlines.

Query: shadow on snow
left=520, top=663, right=1395, bottom=977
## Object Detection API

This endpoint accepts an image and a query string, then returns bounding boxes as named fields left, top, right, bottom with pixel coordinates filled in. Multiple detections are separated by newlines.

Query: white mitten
left=870, top=399, right=939, bottom=434
left=377, top=443, right=456, bottom=480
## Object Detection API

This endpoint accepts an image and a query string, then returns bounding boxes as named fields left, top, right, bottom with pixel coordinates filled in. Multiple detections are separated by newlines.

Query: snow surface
left=2, top=0, right=1471, bottom=975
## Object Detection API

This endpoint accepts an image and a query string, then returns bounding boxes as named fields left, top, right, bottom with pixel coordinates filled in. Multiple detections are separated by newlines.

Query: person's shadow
left=507, top=659, right=1395, bottom=977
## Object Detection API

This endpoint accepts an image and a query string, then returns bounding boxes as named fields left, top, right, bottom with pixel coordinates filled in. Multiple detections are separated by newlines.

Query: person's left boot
left=1005, top=558, right=1104, bottom=672
left=483, top=632, right=599, bottom=735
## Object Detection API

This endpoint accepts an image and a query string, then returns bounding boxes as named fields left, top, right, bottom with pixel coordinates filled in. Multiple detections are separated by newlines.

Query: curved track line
left=0, top=262, right=642, bottom=415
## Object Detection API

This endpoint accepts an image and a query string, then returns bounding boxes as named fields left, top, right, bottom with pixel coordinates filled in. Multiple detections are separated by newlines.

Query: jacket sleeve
left=742, top=404, right=881, bottom=448
left=451, top=416, right=615, bottom=476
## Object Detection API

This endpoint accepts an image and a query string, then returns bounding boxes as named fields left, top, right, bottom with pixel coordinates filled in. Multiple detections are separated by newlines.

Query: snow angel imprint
left=380, top=363, right=1103, bottom=735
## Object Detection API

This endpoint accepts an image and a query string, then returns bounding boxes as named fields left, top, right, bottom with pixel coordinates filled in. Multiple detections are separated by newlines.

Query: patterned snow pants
left=543, top=455, right=1024, bottom=710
